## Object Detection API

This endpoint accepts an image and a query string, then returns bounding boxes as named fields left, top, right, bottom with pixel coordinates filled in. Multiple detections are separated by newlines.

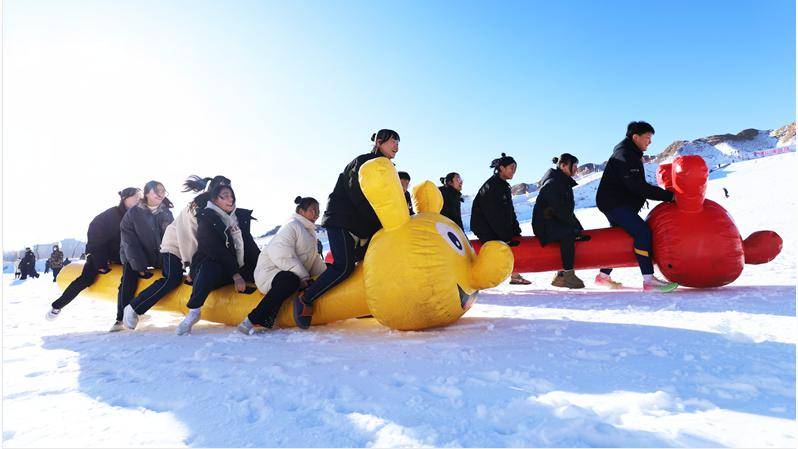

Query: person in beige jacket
left=123, top=175, right=231, bottom=330
left=238, top=196, right=326, bottom=333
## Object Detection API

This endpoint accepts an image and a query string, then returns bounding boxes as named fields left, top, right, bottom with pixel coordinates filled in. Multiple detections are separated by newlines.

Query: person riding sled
left=471, top=153, right=530, bottom=285
left=532, top=154, right=590, bottom=289
left=595, top=121, right=678, bottom=293
left=292, top=129, right=400, bottom=329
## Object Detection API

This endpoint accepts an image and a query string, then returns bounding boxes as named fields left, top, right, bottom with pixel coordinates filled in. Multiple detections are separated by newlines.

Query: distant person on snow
left=238, top=196, right=327, bottom=334
left=439, top=172, right=465, bottom=230
left=176, top=184, right=260, bottom=335
left=44, top=259, right=51, bottom=274
left=293, top=129, right=400, bottom=329
left=113, top=181, right=174, bottom=332
left=48, top=245, right=65, bottom=282
left=19, top=248, right=39, bottom=280
left=123, top=175, right=231, bottom=330
left=13, top=258, right=22, bottom=279
left=471, top=153, right=531, bottom=285
left=594, top=121, right=678, bottom=293
left=532, top=154, right=590, bottom=289
left=47, top=187, right=141, bottom=321
left=723, top=187, right=729, bottom=198
left=398, top=171, right=415, bottom=216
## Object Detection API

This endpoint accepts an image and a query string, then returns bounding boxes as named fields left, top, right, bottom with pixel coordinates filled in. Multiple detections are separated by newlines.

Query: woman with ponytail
left=176, top=184, right=260, bottom=335
left=439, top=172, right=464, bottom=230
left=470, top=153, right=530, bottom=285
left=238, top=196, right=326, bottom=333
left=292, top=129, right=400, bottom=329
left=47, top=188, right=142, bottom=322
left=532, top=153, right=588, bottom=289
left=122, top=175, right=230, bottom=330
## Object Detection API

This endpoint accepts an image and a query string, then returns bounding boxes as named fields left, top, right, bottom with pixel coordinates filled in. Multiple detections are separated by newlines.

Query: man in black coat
left=532, top=154, right=587, bottom=289
left=594, top=121, right=677, bottom=292
left=398, top=171, right=415, bottom=216
left=48, top=188, right=141, bottom=320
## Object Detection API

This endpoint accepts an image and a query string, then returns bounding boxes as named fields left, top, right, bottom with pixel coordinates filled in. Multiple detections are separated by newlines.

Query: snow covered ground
left=2, top=153, right=796, bottom=447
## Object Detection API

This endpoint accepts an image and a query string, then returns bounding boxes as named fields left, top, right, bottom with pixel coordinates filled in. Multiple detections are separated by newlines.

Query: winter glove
left=575, top=233, right=592, bottom=242
left=138, top=271, right=154, bottom=279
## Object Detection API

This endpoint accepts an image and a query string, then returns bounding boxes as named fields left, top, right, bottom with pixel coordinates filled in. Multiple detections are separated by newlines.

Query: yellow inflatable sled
left=57, top=158, right=514, bottom=330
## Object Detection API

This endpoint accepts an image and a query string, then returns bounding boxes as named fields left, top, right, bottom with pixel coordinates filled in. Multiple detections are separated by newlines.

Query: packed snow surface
left=2, top=153, right=796, bottom=447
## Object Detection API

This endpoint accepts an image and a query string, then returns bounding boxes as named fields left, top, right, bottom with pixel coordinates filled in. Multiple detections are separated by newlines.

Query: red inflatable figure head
left=648, top=156, right=782, bottom=287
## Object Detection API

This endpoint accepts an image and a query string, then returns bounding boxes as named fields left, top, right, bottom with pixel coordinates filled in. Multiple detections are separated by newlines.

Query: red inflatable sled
left=471, top=155, right=782, bottom=288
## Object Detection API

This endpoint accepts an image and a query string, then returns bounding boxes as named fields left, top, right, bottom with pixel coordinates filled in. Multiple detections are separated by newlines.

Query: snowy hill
left=2, top=153, right=796, bottom=447
left=656, top=122, right=796, bottom=166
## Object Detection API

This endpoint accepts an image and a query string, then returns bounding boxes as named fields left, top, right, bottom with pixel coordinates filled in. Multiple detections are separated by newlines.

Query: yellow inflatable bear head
left=359, top=158, right=514, bottom=330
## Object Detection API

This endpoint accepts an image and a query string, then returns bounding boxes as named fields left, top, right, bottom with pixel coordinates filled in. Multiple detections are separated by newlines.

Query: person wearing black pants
left=47, top=188, right=142, bottom=321
left=176, top=184, right=260, bottom=335
left=293, top=129, right=400, bottom=329
left=532, top=154, right=588, bottom=289
left=470, top=153, right=530, bottom=285
left=114, top=181, right=174, bottom=332
left=595, top=121, right=677, bottom=293
left=239, top=197, right=326, bottom=333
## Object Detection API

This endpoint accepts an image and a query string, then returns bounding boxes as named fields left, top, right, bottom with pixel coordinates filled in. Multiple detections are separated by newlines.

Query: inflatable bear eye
left=435, top=222, right=466, bottom=256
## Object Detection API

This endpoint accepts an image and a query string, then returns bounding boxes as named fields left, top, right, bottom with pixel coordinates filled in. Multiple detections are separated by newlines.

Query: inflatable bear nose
left=470, top=241, right=514, bottom=289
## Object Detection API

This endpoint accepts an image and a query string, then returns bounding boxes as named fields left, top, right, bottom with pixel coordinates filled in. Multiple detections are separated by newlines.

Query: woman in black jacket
left=113, top=181, right=174, bottom=332
left=292, top=129, right=399, bottom=329
left=438, top=172, right=464, bottom=230
left=470, top=153, right=530, bottom=285
left=47, top=188, right=142, bottom=321
left=176, top=184, right=260, bottom=335
left=532, top=154, right=588, bottom=289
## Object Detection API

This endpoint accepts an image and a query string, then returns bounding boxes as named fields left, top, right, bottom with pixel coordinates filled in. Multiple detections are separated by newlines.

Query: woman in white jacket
left=123, top=175, right=230, bottom=330
left=238, top=196, right=326, bottom=333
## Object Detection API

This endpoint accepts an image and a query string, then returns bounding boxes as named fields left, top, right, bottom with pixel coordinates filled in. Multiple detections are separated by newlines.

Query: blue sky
left=3, top=0, right=795, bottom=247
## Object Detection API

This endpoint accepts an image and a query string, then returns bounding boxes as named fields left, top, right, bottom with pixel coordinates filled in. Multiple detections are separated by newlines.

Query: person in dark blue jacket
left=594, top=121, right=677, bottom=293
left=47, top=188, right=141, bottom=321
left=293, top=129, right=399, bottom=329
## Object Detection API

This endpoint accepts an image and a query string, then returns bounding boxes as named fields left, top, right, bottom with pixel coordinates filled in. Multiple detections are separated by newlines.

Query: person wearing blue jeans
left=594, top=121, right=678, bottom=293
left=293, top=129, right=400, bottom=329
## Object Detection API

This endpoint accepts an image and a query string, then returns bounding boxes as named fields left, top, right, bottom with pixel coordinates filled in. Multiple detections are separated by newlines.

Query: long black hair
left=182, top=175, right=231, bottom=193
left=186, top=175, right=232, bottom=212
left=143, top=181, right=173, bottom=209
left=294, top=196, right=319, bottom=213
left=490, top=153, right=517, bottom=174
left=210, top=184, right=236, bottom=205
left=371, top=129, right=400, bottom=152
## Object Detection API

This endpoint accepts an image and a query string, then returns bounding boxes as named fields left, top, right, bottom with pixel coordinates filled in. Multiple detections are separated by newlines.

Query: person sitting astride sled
left=471, top=153, right=531, bottom=285
left=292, top=129, right=400, bottom=329
left=439, top=172, right=464, bottom=230
left=398, top=171, right=415, bottom=216
left=176, top=184, right=260, bottom=335
left=532, top=154, right=590, bottom=289
left=594, top=121, right=678, bottom=293
left=238, top=196, right=327, bottom=334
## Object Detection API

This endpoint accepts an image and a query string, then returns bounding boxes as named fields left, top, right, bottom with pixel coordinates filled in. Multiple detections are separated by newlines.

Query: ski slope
left=2, top=153, right=796, bottom=448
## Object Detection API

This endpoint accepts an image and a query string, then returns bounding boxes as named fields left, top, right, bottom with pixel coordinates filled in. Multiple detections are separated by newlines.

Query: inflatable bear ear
left=358, top=158, right=411, bottom=231
left=412, top=181, right=443, bottom=214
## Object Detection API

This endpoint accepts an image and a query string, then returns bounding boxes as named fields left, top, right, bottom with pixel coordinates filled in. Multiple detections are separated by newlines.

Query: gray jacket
left=120, top=201, right=174, bottom=272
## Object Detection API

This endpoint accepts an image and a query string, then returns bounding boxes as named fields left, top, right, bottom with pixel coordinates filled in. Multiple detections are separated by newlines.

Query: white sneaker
left=109, top=321, right=125, bottom=332
left=594, top=273, right=623, bottom=289
left=123, top=305, right=139, bottom=330
left=46, top=308, right=61, bottom=321
left=237, top=317, right=254, bottom=335
left=643, top=277, right=679, bottom=293
left=176, top=309, right=201, bottom=336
